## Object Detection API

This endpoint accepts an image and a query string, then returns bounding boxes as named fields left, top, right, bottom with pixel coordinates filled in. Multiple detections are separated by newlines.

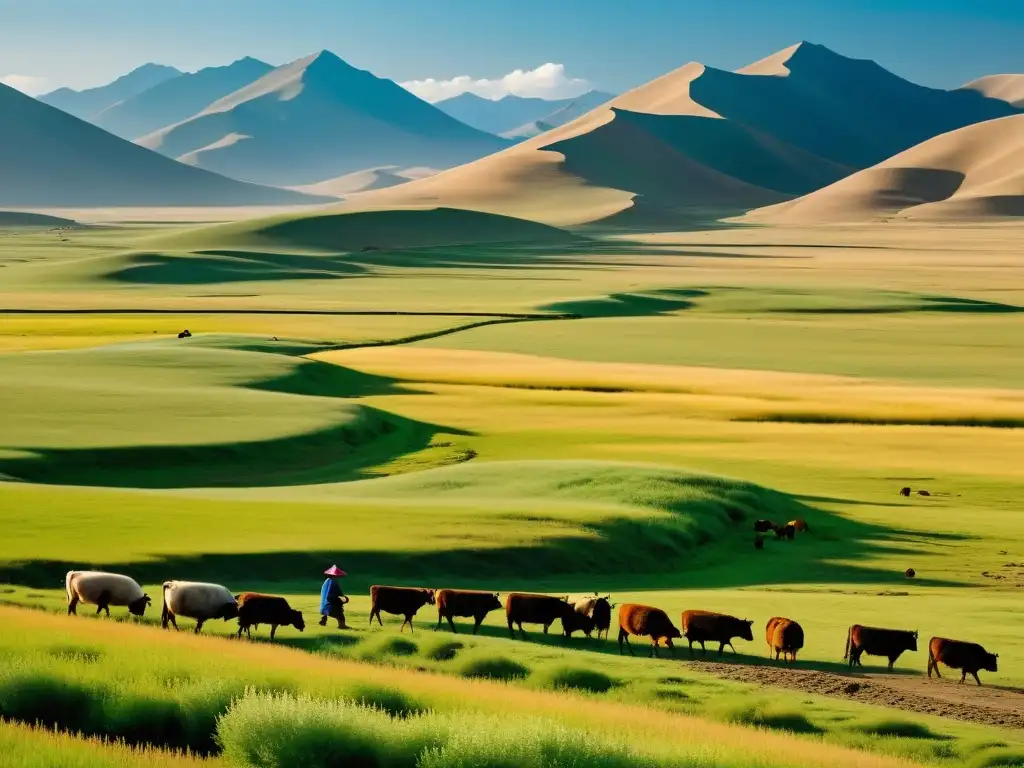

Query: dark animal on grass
left=65, top=570, right=150, bottom=617
left=235, top=592, right=305, bottom=640
left=753, top=519, right=775, bottom=533
left=562, top=609, right=596, bottom=638
left=162, top=581, right=238, bottom=634
left=766, top=617, right=804, bottom=663
left=435, top=589, right=502, bottom=635
left=844, top=624, right=918, bottom=671
left=788, top=519, right=810, bottom=532
left=505, top=593, right=574, bottom=639
left=927, top=637, right=998, bottom=685
left=369, top=585, right=435, bottom=632
left=905, top=568, right=916, bottom=579
left=773, top=524, right=795, bottom=540
left=571, top=594, right=613, bottom=640
left=900, top=487, right=911, bottom=497
left=754, top=535, right=764, bottom=550
left=177, top=329, right=191, bottom=338
left=617, top=603, right=681, bottom=658
left=681, top=610, right=754, bottom=657
left=917, top=490, right=931, bottom=497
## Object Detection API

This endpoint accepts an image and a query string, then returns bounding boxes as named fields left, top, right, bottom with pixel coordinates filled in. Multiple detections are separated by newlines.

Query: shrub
left=216, top=690, right=444, bottom=768
left=970, top=747, right=1024, bottom=767
left=357, top=636, right=419, bottom=662
left=457, top=654, right=528, bottom=681
left=712, top=699, right=821, bottom=734
left=851, top=718, right=948, bottom=740
left=533, top=665, right=615, bottom=694
left=420, top=639, right=464, bottom=662
left=344, top=683, right=424, bottom=718
left=0, top=672, right=96, bottom=732
left=46, top=646, right=103, bottom=665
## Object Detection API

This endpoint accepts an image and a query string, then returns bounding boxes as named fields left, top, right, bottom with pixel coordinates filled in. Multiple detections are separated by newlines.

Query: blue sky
left=1, top=0, right=1022, bottom=97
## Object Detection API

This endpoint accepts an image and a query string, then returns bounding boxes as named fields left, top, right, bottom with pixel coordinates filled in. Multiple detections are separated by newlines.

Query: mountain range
left=39, top=63, right=183, bottom=122
left=347, top=42, right=1020, bottom=226
left=435, top=91, right=615, bottom=138
left=0, top=81, right=324, bottom=207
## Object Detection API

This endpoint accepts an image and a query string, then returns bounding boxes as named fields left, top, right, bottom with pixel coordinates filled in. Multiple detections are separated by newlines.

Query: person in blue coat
left=319, top=564, right=349, bottom=628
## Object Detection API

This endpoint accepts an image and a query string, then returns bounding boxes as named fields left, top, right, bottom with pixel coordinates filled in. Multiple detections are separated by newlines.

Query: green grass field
left=1, top=218, right=1022, bottom=767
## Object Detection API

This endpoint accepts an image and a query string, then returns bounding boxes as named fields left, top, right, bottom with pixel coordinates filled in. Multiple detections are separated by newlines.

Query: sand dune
left=346, top=42, right=1015, bottom=228
left=959, top=74, right=1024, bottom=108
left=0, top=82, right=327, bottom=208
left=137, top=51, right=508, bottom=187
left=744, top=114, right=1024, bottom=223
left=292, top=166, right=440, bottom=197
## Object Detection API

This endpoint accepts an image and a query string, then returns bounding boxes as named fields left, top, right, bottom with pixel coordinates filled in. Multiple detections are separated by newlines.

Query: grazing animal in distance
left=754, top=535, right=764, bottom=550
left=618, top=603, right=681, bottom=658
left=681, top=610, right=754, bottom=657
left=753, top=519, right=775, bottom=533
left=905, top=568, right=916, bottom=579
left=504, top=593, right=574, bottom=639
left=788, top=519, right=810, bottom=532
left=571, top=594, right=613, bottom=640
left=927, top=637, right=998, bottom=685
left=774, top=524, right=795, bottom=540
left=900, top=487, right=911, bottom=497
left=162, top=581, right=238, bottom=634
left=766, top=617, right=804, bottom=663
left=235, top=592, right=304, bottom=640
left=845, top=624, right=918, bottom=671
left=917, top=490, right=931, bottom=497
left=369, top=586, right=435, bottom=632
left=66, top=571, right=150, bottom=617
left=177, top=329, right=191, bottom=338
left=435, top=589, right=502, bottom=635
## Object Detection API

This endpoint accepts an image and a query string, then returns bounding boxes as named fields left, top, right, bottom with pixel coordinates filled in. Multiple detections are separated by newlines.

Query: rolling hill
left=93, top=57, right=273, bottom=139
left=0, top=82, right=328, bottom=207
left=959, top=74, right=1024, bottom=108
left=743, top=113, right=1024, bottom=223
left=435, top=90, right=614, bottom=136
left=348, top=42, right=1017, bottom=227
left=292, top=166, right=439, bottom=197
left=137, top=51, right=510, bottom=187
left=39, top=63, right=182, bottom=122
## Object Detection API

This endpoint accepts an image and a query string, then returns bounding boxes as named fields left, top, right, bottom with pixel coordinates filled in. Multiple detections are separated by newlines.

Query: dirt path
left=686, top=659, right=1024, bottom=730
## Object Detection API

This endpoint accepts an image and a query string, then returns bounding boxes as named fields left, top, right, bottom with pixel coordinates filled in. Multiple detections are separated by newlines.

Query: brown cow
left=899, top=487, right=911, bottom=497
left=788, top=519, right=810, bottom=532
left=681, top=610, right=754, bottom=656
left=845, top=624, right=918, bottom=670
left=369, top=586, right=435, bottom=632
left=927, top=637, right=998, bottom=685
left=235, top=592, right=305, bottom=640
left=753, top=519, right=775, bottom=533
left=435, top=589, right=502, bottom=634
left=505, top=593, right=573, bottom=639
left=773, top=524, right=795, bottom=540
left=766, top=617, right=804, bottom=663
left=618, top=604, right=681, bottom=658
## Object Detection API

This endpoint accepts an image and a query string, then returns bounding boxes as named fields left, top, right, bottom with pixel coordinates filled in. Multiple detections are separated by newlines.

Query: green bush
left=344, top=683, right=424, bottom=718
left=851, top=718, right=948, bottom=740
left=216, top=690, right=443, bottom=768
left=420, top=639, right=464, bottom=662
left=457, top=654, right=528, bottom=681
left=533, top=665, right=615, bottom=693
left=0, top=673, right=96, bottom=732
left=712, top=699, right=821, bottom=734
left=357, top=636, right=419, bottom=662
left=969, top=747, right=1024, bottom=767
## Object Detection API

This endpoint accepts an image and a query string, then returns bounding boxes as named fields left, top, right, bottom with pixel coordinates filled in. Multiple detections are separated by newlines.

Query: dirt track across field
left=687, top=658, right=1024, bottom=730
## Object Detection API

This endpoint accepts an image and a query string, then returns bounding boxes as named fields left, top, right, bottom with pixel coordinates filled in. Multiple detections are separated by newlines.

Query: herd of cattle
left=64, top=570, right=1000, bottom=685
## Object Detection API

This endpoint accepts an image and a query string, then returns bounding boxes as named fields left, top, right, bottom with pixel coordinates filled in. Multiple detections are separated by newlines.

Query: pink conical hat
left=324, top=565, right=347, bottom=577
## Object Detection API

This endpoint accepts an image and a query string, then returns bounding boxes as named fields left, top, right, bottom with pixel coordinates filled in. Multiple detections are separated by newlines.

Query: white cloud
left=401, top=63, right=590, bottom=103
left=0, top=74, right=50, bottom=95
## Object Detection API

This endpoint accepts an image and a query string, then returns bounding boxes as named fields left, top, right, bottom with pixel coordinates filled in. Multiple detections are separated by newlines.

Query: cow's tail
left=64, top=571, right=75, bottom=605
left=843, top=626, right=852, bottom=660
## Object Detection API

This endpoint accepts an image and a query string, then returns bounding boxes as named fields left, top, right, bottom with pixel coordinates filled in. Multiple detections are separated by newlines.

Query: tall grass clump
left=344, top=683, right=425, bottom=718
left=456, top=653, right=528, bottom=681
left=216, top=690, right=444, bottom=768
left=357, top=635, right=419, bottom=662
left=420, top=638, right=464, bottom=662
left=850, top=718, right=949, bottom=740
left=532, top=665, right=616, bottom=693
left=969, top=747, right=1024, bottom=767
left=711, top=698, right=822, bottom=734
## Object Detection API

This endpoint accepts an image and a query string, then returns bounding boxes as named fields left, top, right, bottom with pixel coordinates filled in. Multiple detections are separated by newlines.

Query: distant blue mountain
left=436, top=91, right=615, bottom=136
left=39, top=63, right=182, bottom=121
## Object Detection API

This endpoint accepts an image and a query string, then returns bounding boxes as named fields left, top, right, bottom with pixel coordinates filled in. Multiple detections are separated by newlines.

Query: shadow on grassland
left=0, top=488, right=967, bottom=592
